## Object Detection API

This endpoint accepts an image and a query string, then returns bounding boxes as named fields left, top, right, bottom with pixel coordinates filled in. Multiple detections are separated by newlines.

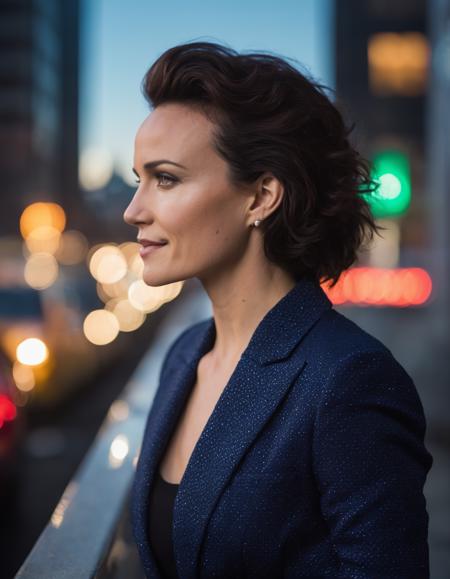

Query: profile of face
left=123, top=103, right=258, bottom=287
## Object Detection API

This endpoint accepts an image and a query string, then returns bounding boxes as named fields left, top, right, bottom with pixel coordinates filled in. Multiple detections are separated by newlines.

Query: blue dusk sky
left=79, top=0, right=334, bottom=188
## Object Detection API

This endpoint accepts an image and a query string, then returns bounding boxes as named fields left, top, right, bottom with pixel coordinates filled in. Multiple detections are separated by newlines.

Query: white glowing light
left=128, top=280, right=184, bottom=313
left=378, top=173, right=402, bottom=199
left=112, top=299, right=146, bottom=332
left=128, top=280, right=168, bottom=312
left=16, top=338, right=49, bottom=366
left=108, top=400, right=129, bottom=422
left=109, top=434, right=129, bottom=468
left=24, top=252, right=59, bottom=289
left=83, top=310, right=120, bottom=345
left=89, top=245, right=128, bottom=284
left=79, top=147, right=113, bottom=190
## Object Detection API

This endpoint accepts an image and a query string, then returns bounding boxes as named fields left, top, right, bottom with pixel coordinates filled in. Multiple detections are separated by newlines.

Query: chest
left=159, top=355, right=240, bottom=484
left=188, top=375, right=324, bottom=577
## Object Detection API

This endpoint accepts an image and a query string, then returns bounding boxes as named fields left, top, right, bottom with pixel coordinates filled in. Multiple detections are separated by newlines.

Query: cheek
left=160, top=181, right=247, bottom=261
left=171, top=209, right=226, bottom=258
left=179, top=202, right=245, bottom=264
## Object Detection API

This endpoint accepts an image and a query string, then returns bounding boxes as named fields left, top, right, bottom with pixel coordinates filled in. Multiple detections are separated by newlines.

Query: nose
left=123, top=201, right=135, bottom=227
left=123, top=192, right=147, bottom=227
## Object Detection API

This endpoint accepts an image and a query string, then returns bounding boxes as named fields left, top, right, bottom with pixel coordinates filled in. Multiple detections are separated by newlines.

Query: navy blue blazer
left=130, top=277, right=433, bottom=578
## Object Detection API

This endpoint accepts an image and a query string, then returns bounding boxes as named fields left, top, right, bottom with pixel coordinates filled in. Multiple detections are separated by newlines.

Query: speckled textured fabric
left=130, top=276, right=433, bottom=579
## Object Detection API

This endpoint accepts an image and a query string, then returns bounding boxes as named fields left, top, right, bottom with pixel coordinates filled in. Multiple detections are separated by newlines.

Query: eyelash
left=134, top=172, right=178, bottom=188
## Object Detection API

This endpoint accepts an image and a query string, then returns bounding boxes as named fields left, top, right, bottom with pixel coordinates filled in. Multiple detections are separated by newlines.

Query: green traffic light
left=362, top=150, right=411, bottom=217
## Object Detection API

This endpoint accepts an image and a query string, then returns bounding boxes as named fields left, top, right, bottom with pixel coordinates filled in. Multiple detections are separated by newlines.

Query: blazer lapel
left=172, top=277, right=332, bottom=578
left=131, top=319, right=216, bottom=578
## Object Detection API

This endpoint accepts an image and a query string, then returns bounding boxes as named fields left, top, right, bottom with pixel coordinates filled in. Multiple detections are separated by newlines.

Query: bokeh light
left=24, top=225, right=61, bottom=254
left=97, top=277, right=130, bottom=301
left=108, top=399, right=129, bottom=422
left=24, top=252, right=59, bottom=289
left=109, top=434, right=129, bottom=469
left=112, top=299, right=146, bottom=332
left=128, top=280, right=183, bottom=312
left=79, top=147, right=113, bottom=190
left=119, top=241, right=140, bottom=265
left=16, top=338, right=49, bottom=366
left=0, top=394, right=17, bottom=428
left=128, top=281, right=168, bottom=313
left=12, top=361, right=36, bottom=392
left=322, top=267, right=432, bottom=306
left=368, top=31, right=429, bottom=95
left=20, top=202, right=66, bottom=238
left=83, top=309, right=120, bottom=345
left=128, top=253, right=144, bottom=278
left=89, top=245, right=128, bottom=284
left=378, top=173, right=402, bottom=199
left=55, top=230, right=89, bottom=265
left=50, top=482, right=78, bottom=529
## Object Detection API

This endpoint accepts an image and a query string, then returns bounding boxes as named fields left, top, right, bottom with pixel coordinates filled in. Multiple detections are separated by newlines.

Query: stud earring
left=253, top=219, right=262, bottom=227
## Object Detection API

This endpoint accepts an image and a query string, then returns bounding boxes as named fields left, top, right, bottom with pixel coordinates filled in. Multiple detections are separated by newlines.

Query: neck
left=199, top=255, right=296, bottom=367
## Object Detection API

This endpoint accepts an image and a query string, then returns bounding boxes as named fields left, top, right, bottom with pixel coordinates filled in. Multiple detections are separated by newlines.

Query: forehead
left=134, top=103, right=215, bottom=164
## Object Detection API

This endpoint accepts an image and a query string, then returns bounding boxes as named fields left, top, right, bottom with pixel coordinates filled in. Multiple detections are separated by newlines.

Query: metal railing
left=15, top=279, right=211, bottom=578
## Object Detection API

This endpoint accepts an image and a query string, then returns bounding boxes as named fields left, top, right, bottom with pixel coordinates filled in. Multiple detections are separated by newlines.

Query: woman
left=124, top=41, right=433, bottom=579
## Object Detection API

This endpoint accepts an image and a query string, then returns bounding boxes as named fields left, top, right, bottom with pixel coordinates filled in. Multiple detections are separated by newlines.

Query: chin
left=142, top=275, right=170, bottom=287
left=142, top=268, right=184, bottom=288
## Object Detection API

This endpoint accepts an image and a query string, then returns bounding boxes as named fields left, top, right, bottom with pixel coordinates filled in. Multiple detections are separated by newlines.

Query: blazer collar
left=236, top=275, right=331, bottom=365
left=132, top=276, right=332, bottom=579
left=180, top=275, right=332, bottom=367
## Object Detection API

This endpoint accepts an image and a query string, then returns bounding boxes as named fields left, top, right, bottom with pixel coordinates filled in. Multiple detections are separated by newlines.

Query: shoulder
left=299, top=307, right=425, bottom=415
left=312, top=307, right=392, bottom=358
left=304, top=306, right=397, bottom=375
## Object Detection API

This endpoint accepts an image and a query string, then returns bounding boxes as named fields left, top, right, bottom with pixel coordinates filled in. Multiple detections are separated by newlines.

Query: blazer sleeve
left=312, top=349, right=433, bottom=579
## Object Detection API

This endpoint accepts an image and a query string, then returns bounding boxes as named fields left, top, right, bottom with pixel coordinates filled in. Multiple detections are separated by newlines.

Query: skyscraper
left=0, top=0, right=81, bottom=237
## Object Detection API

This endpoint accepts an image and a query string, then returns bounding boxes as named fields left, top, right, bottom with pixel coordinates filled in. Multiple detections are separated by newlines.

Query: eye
left=155, top=172, right=178, bottom=188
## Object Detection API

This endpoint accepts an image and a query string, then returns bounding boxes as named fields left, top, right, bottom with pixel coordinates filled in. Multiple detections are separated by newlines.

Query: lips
left=138, top=239, right=168, bottom=247
left=138, top=240, right=167, bottom=258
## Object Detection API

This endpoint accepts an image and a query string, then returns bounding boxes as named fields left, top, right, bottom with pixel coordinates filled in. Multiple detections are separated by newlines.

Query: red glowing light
left=0, top=394, right=17, bottom=428
left=322, top=268, right=432, bottom=307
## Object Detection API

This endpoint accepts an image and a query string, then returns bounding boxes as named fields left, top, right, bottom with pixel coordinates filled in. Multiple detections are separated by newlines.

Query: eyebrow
left=132, top=159, right=187, bottom=177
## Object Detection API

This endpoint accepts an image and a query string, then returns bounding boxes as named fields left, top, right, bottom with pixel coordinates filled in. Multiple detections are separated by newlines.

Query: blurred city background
left=0, top=0, right=449, bottom=577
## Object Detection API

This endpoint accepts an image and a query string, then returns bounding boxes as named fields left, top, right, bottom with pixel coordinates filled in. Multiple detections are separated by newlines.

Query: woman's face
left=123, top=103, right=255, bottom=287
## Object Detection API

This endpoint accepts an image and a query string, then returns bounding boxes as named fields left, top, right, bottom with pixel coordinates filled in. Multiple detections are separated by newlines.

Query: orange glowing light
left=24, top=225, right=61, bottom=255
left=368, top=32, right=429, bottom=96
left=20, top=202, right=67, bottom=238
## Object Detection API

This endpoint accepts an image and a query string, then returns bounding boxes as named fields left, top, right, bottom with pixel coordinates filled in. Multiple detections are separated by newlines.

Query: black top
left=148, top=470, right=179, bottom=579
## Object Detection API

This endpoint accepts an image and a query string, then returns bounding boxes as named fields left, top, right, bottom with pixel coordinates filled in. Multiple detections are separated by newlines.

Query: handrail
left=15, top=280, right=211, bottom=578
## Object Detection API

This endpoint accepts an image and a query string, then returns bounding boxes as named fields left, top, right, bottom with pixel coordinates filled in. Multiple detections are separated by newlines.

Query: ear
left=246, top=172, right=284, bottom=227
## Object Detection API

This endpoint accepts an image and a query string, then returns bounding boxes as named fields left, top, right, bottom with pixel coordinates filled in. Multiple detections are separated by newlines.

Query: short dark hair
left=141, top=41, right=383, bottom=287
